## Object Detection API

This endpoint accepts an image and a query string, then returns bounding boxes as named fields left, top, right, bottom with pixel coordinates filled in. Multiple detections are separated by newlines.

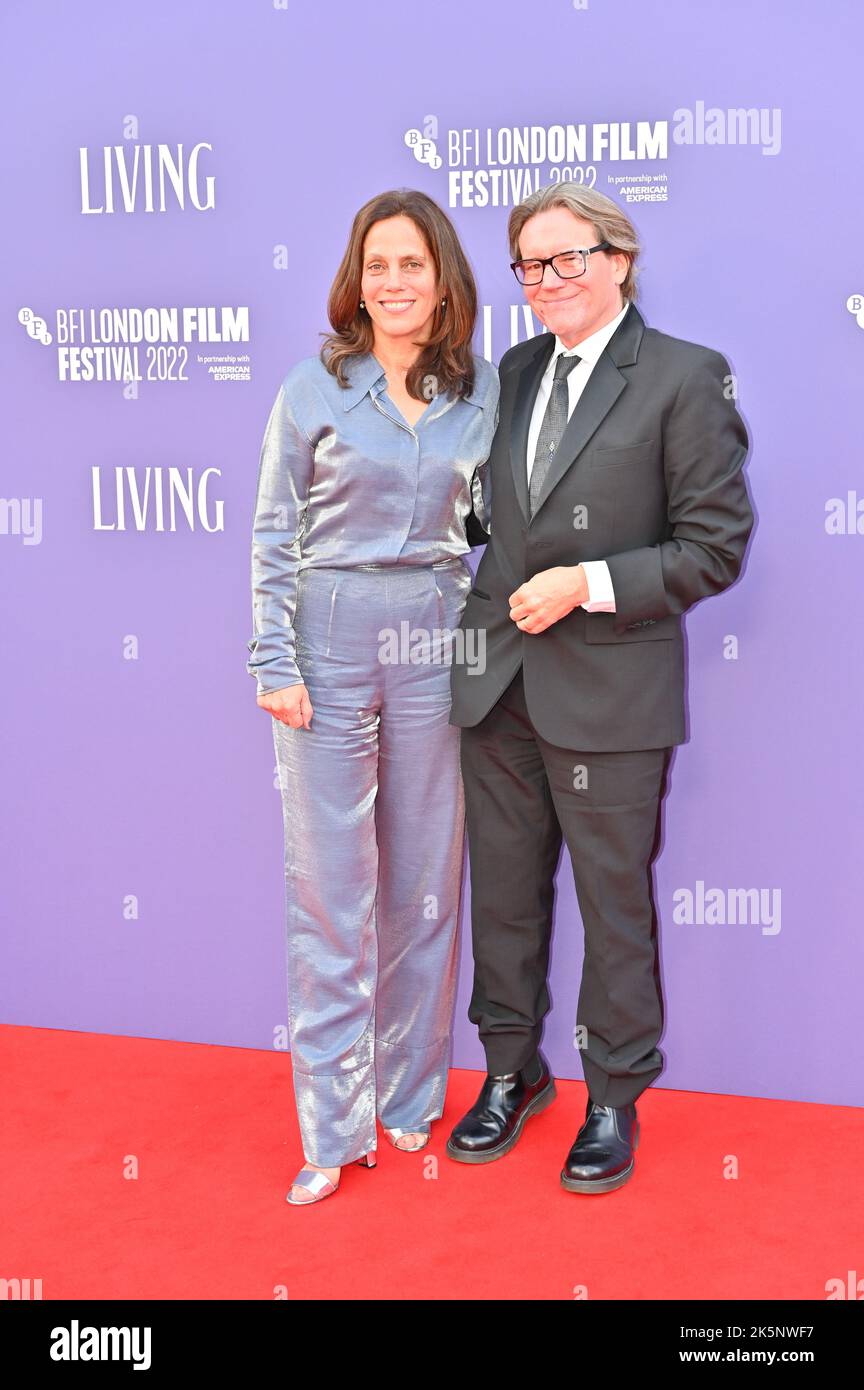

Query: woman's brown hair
left=320, top=188, right=478, bottom=402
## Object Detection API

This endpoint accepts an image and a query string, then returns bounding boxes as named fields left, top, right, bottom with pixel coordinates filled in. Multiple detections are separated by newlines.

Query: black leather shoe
left=560, top=1098, right=639, bottom=1193
left=446, top=1052, right=556, bottom=1164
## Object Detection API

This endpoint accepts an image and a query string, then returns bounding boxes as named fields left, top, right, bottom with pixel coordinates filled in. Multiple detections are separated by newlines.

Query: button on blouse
left=247, top=349, right=500, bottom=694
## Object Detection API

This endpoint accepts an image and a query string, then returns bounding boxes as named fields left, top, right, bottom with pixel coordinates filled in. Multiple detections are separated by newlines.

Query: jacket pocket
left=583, top=613, right=679, bottom=642
left=470, top=587, right=492, bottom=600
left=589, top=439, right=656, bottom=469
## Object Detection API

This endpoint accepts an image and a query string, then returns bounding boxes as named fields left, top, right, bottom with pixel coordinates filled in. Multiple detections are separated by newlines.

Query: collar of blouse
left=340, top=351, right=489, bottom=413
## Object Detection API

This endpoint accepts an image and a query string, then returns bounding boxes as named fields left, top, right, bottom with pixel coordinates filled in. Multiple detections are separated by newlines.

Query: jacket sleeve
left=603, top=350, right=754, bottom=630
left=466, top=365, right=500, bottom=544
left=465, top=493, right=491, bottom=547
left=245, top=378, right=314, bottom=694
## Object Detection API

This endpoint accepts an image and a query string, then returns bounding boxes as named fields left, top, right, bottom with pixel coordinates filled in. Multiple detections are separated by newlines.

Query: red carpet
left=2, top=1024, right=861, bottom=1301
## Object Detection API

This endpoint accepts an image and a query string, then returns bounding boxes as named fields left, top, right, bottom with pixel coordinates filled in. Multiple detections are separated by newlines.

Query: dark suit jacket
left=450, top=302, right=754, bottom=750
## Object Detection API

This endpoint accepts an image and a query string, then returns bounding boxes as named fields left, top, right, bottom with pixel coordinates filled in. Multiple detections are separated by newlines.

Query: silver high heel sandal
left=384, top=1127, right=430, bottom=1151
left=286, top=1150, right=377, bottom=1206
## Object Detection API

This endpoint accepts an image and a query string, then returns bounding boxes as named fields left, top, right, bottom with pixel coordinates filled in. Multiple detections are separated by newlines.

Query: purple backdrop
left=3, top=0, right=862, bottom=1106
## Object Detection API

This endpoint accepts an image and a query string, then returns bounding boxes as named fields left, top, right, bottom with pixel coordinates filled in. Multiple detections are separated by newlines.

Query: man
left=447, top=183, right=754, bottom=1193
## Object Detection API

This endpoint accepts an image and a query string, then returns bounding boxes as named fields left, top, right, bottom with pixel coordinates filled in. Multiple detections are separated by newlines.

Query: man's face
left=516, top=207, right=628, bottom=347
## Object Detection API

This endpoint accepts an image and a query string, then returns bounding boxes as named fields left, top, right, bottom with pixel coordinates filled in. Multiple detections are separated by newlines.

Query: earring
left=359, top=299, right=365, bottom=309
left=441, top=297, right=447, bottom=308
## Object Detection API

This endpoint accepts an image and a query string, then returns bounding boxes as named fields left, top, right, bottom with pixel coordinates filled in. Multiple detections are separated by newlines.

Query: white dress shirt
left=526, top=298, right=631, bottom=612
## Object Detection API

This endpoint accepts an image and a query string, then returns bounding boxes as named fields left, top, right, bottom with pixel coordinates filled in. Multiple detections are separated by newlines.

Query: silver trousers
left=272, top=557, right=473, bottom=1167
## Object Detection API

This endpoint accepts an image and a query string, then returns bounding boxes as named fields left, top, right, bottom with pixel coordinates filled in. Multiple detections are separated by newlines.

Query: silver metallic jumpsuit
left=247, top=349, right=500, bottom=1167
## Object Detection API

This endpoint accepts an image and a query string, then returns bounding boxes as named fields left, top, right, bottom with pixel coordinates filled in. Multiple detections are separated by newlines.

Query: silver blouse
left=246, top=349, right=500, bottom=694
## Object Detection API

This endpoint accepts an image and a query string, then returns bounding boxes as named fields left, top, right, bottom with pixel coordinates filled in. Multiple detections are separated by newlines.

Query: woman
left=246, top=189, right=499, bottom=1205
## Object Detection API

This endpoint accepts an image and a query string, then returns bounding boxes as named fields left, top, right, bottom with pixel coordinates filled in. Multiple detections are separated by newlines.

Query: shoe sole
left=445, top=1077, right=557, bottom=1164
left=559, top=1122, right=640, bottom=1194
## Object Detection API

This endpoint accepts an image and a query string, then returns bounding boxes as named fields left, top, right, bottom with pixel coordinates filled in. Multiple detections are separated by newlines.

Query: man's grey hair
left=508, top=183, right=641, bottom=301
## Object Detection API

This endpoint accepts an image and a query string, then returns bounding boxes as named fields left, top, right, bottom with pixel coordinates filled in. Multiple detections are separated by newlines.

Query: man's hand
left=508, top=566, right=588, bottom=634
left=256, top=683, right=314, bottom=729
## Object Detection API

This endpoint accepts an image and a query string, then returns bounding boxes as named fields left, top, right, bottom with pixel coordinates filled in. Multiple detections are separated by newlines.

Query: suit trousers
left=460, top=664, right=671, bottom=1107
left=271, top=557, right=472, bottom=1168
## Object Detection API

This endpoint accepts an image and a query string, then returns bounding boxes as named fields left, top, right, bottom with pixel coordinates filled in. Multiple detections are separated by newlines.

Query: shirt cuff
left=579, top=559, right=616, bottom=612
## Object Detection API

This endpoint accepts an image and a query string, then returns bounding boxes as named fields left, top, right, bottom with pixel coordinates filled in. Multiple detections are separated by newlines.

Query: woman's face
left=360, top=214, right=441, bottom=354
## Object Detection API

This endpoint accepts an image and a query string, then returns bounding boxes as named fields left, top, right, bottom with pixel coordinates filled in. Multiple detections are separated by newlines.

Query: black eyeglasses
left=510, top=242, right=612, bottom=285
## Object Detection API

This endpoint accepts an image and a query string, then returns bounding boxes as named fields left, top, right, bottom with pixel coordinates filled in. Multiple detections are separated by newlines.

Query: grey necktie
left=528, top=352, right=581, bottom=517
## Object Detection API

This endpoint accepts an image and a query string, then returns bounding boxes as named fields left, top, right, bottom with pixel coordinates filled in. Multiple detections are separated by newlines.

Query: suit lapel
left=508, top=302, right=646, bottom=525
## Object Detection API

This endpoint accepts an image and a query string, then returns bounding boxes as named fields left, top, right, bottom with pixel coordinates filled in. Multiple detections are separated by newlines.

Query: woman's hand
left=257, top=683, right=314, bottom=729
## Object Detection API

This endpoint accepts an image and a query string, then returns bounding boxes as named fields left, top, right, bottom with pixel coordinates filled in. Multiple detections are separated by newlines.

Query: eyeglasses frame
left=510, top=241, right=614, bottom=285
